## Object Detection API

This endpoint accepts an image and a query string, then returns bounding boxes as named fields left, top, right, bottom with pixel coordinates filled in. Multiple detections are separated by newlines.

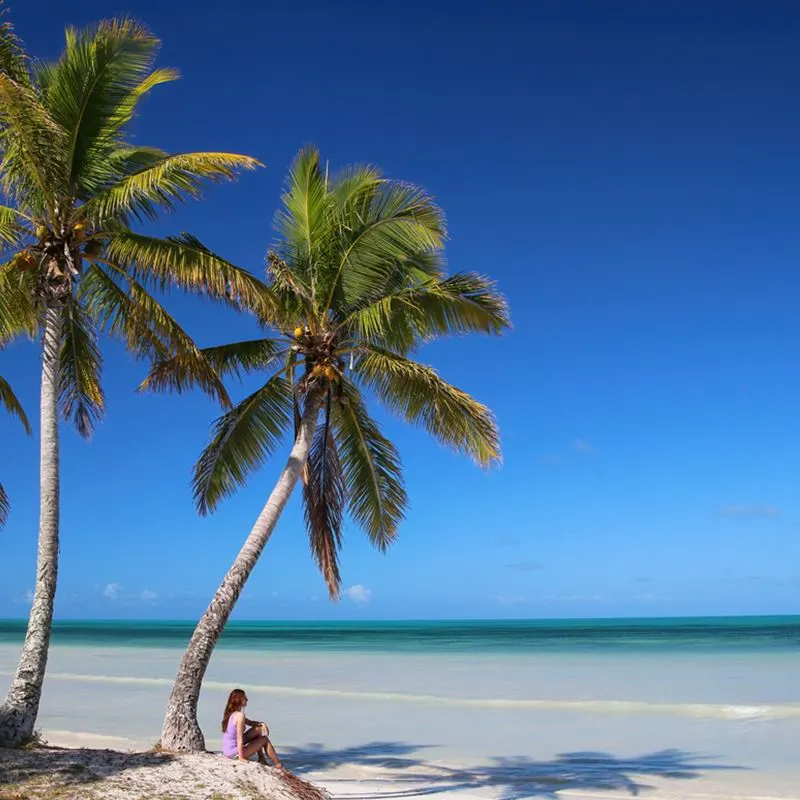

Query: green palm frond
left=325, top=174, right=446, bottom=311
left=344, top=272, right=510, bottom=351
left=81, top=152, right=260, bottom=226
left=273, top=146, right=332, bottom=291
left=0, top=258, right=39, bottom=345
left=59, top=300, right=104, bottom=438
left=355, top=346, right=501, bottom=468
left=303, top=395, right=346, bottom=598
left=75, top=68, right=178, bottom=194
left=332, top=380, right=406, bottom=549
left=35, top=18, right=160, bottom=192
left=0, top=370, right=29, bottom=526
left=193, top=374, right=294, bottom=515
left=330, top=163, right=382, bottom=210
left=140, top=337, right=284, bottom=400
left=0, top=71, right=66, bottom=207
left=79, top=263, right=231, bottom=406
left=0, top=374, right=30, bottom=434
left=104, top=231, right=277, bottom=319
left=0, top=204, right=31, bottom=245
left=0, top=483, right=9, bottom=529
left=0, top=3, right=30, bottom=85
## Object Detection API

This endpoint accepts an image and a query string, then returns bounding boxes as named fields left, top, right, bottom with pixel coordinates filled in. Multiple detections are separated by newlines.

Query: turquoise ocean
left=2, top=614, right=799, bottom=652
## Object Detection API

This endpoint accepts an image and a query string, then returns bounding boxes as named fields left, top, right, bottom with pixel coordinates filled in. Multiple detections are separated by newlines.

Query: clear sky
left=1, top=0, right=798, bottom=621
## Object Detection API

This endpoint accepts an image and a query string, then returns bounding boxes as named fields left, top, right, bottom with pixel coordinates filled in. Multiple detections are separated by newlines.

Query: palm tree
left=147, top=146, right=511, bottom=752
left=0, top=14, right=264, bottom=745
left=0, top=373, right=30, bottom=528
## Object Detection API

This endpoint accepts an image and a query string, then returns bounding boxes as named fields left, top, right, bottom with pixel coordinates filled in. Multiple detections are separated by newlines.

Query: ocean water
left=1, top=617, right=799, bottom=796
left=1, top=614, right=799, bottom=652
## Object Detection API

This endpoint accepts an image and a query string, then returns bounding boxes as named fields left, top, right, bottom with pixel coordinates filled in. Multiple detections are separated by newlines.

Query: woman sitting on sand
left=221, top=688, right=284, bottom=768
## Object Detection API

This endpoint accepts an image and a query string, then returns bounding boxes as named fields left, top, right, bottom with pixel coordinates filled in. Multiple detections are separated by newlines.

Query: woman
left=221, top=688, right=284, bottom=768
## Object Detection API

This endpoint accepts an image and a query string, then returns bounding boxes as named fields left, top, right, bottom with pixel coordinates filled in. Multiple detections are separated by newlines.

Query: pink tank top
left=222, top=713, right=239, bottom=757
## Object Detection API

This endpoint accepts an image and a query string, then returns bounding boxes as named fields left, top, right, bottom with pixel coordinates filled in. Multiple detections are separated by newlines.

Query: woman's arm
left=236, top=713, right=246, bottom=760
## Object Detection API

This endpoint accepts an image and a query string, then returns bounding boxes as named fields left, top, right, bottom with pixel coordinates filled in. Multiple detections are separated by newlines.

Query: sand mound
left=0, top=745, right=331, bottom=800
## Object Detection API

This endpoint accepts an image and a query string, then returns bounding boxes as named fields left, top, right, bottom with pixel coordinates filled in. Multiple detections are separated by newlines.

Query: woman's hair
left=222, top=688, right=246, bottom=732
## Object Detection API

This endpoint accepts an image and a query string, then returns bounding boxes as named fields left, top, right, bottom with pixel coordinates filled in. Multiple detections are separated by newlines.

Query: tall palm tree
left=0, top=373, right=30, bottom=528
left=146, top=147, right=510, bottom=752
left=0, top=14, right=264, bottom=745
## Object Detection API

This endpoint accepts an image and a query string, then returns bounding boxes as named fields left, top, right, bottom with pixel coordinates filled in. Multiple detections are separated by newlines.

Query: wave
left=9, top=670, right=800, bottom=720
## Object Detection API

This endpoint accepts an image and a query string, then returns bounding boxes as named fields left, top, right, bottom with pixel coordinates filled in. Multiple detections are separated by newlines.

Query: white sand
left=2, top=644, right=799, bottom=799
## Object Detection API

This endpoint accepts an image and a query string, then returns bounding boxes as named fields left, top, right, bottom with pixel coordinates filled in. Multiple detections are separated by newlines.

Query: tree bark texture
left=0, top=307, right=62, bottom=746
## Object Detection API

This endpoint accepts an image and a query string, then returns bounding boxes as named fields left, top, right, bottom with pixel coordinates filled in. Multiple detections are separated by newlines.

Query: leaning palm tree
left=0, top=14, right=264, bottom=745
left=146, top=146, right=510, bottom=752
left=0, top=373, right=30, bottom=528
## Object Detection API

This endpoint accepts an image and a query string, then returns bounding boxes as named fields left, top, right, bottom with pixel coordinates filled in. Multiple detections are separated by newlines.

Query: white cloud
left=103, top=583, right=121, bottom=600
left=24, top=589, right=34, bottom=603
left=343, top=584, right=372, bottom=605
left=544, top=593, right=606, bottom=603
left=505, top=560, right=543, bottom=572
left=719, top=505, right=778, bottom=518
left=495, top=595, right=527, bottom=605
left=140, top=589, right=158, bottom=602
left=572, top=438, right=594, bottom=453
left=635, top=592, right=668, bottom=602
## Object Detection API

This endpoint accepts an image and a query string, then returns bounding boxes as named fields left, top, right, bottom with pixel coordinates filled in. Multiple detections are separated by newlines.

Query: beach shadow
left=283, top=742, right=747, bottom=799
left=0, top=745, right=172, bottom=791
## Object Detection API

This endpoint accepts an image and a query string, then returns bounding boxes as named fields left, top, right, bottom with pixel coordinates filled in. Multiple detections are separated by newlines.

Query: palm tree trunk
left=160, top=392, right=323, bottom=753
left=0, top=307, right=61, bottom=746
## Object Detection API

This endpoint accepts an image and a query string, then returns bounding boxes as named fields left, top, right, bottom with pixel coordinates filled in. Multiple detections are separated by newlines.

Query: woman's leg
left=239, top=735, right=269, bottom=760
left=264, top=737, right=283, bottom=768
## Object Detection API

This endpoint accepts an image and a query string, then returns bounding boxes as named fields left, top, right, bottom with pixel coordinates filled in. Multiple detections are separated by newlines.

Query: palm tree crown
left=0, top=16, right=264, bottom=432
left=145, top=146, right=510, bottom=596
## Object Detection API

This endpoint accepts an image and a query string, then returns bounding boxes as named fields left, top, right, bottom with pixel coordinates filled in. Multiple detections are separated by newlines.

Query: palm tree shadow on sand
left=283, top=742, right=748, bottom=800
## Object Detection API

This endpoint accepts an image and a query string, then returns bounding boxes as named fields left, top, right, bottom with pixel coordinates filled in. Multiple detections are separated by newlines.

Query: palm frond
left=273, top=146, right=333, bottom=292
left=36, top=18, right=161, bottom=192
left=303, top=395, right=346, bottom=598
left=140, top=337, right=284, bottom=401
left=0, top=257, right=39, bottom=344
left=0, top=482, right=8, bottom=529
left=0, top=71, right=66, bottom=207
left=0, top=204, right=32, bottom=246
left=192, top=373, right=294, bottom=514
left=0, top=374, right=30, bottom=433
left=355, top=347, right=500, bottom=468
left=79, top=263, right=231, bottom=406
left=0, top=4, right=29, bottom=85
left=344, top=272, right=510, bottom=351
left=325, top=178, right=446, bottom=311
left=332, top=379, right=406, bottom=549
left=266, top=251, right=314, bottom=328
left=58, top=300, right=104, bottom=438
left=80, top=151, right=260, bottom=226
left=330, top=163, right=382, bottom=210
left=104, top=231, right=277, bottom=319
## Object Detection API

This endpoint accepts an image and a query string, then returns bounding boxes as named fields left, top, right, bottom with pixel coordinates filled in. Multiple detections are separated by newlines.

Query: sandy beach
left=2, top=619, right=799, bottom=800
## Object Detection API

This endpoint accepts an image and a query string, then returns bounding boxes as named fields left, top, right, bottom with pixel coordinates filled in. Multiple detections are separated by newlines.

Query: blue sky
left=1, top=0, right=798, bottom=621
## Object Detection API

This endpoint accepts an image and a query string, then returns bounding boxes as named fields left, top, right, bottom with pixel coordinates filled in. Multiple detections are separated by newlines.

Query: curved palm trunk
left=0, top=307, right=61, bottom=746
left=160, top=393, right=322, bottom=753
